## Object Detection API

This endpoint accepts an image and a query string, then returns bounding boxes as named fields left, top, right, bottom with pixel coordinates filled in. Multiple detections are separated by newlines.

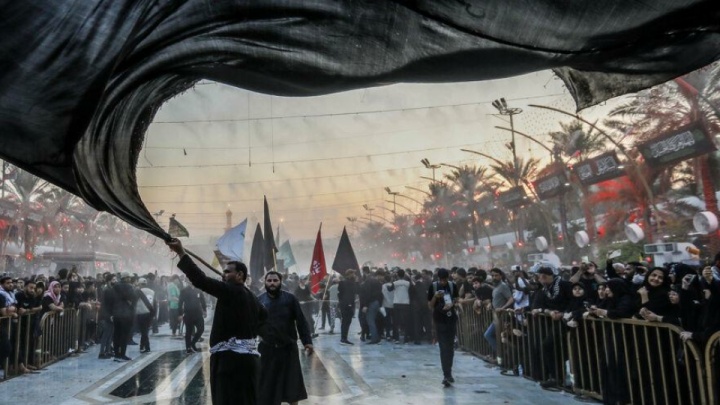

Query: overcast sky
left=139, top=69, right=623, bottom=246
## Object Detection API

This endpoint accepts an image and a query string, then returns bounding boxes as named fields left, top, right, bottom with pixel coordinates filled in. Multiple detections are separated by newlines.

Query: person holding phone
left=427, top=268, right=458, bottom=387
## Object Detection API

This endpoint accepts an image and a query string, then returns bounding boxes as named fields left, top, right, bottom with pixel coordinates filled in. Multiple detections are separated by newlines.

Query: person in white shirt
left=381, top=274, right=396, bottom=341
left=389, top=269, right=412, bottom=343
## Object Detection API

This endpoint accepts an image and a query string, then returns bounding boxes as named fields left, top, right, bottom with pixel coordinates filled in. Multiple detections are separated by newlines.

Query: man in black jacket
left=359, top=270, right=384, bottom=344
left=167, top=239, right=267, bottom=405
left=530, top=266, right=573, bottom=388
left=107, top=272, right=138, bottom=362
left=337, top=269, right=359, bottom=345
left=178, top=283, right=206, bottom=353
left=257, top=271, right=313, bottom=405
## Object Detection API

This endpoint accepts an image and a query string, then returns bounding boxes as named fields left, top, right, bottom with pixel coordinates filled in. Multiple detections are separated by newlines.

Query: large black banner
left=0, top=2, right=717, bottom=240
left=532, top=171, right=569, bottom=200
left=638, top=124, right=717, bottom=168
left=498, top=186, right=528, bottom=209
left=573, top=152, right=626, bottom=186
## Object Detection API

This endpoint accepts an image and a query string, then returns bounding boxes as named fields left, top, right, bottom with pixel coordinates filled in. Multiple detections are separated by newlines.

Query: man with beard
left=167, top=239, right=266, bottom=405
left=257, top=271, right=313, bottom=405
left=14, top=279, right=40, bottom=373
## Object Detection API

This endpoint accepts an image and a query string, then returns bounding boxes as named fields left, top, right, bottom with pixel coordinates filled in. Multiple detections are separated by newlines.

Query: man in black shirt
left=167, top=239, right=267, bottom=405
left=15, top=280, right=40, bottom=373
left=257, top=271, right=313, bottom=405
left=337, top=269, right=359, bottom=345
left=178, top=283, right=206, bottom=353
left=359, top=270, right=384, bottom=344
left=427, top=268, right=459, bottom=387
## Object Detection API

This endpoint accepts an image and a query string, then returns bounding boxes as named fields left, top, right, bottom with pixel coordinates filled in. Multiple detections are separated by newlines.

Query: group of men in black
left=166, top=238, right=467, bottom=405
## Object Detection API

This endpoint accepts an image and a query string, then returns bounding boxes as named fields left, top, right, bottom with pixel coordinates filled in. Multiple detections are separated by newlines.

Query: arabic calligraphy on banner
left=573, top=151, right=625, bottom=186
left=638, top=124, right=716, bottom=168
left=498, top=186, right=527, bottom=209
left=532, top=171, right=568, bottom=200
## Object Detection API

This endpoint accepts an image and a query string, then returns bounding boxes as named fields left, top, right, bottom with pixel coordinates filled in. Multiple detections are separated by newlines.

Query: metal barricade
left=35, top=309, right=80, bottom=369
left=456, top=306, right=708, bottom=404
left=570, top=317, right=707, bottom=405
left=457, top=302, right=494, bottom=358
left=1, top=309, right=40, bottom=381
left=523, top=313, right=571, bottom=389
left=705, top=331, right=720, bottom=405
left=76, top=305, right=98, bottom=351
left=496, top=310, right=526, bottom=376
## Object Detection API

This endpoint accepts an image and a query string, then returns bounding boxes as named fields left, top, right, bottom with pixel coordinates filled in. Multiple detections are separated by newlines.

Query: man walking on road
left=257, top=271, right=314, bottom=405
left=428, top=268, right=458, bottom=387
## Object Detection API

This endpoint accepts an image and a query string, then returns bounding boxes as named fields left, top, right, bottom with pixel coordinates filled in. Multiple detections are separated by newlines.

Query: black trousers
left=98, top=319, right=114, bottom=355
left=384, top=308, right=398, bottom=340
left=184, top=316, right=204, bottom=350
left=395, top=304, right=413, bottom=342
left=340, top=304, right=354, bottom=340
left=112, top=317, right=133, bottom=358
left=210, top=351, right=260, bottom=405
left=413, top=305, right=432, bottom=342
left=136, top=313, right=153, bottom=351
left=435, top=320, right=456, bottom=379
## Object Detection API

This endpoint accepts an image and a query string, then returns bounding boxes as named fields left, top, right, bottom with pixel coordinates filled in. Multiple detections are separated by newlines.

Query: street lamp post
left=405, top=185, right=431, bottom=197
left=421, top=158, right=441, bottom=182
left=384, top=187, right=399, bottom=214
left=492, top=98, right=524, bottom=245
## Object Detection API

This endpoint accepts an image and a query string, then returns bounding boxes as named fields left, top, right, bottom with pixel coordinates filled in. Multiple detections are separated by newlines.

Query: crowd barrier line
left=456, top=302, right=708, bottom=405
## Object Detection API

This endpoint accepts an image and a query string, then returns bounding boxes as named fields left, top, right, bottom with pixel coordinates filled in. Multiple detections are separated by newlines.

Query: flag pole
left=313, top=270, right=334, bottom=334
left=185, top=249, right=223, bottom=277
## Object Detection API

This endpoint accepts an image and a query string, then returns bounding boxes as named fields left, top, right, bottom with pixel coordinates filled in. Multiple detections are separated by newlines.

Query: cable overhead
left=151, top=93, right=564, bottom=125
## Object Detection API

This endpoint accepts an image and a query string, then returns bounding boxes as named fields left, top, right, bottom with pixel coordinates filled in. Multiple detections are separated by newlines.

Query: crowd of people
left=3, top=247, right=720, bottom=404
left=0, top=266, right=212, bottom=377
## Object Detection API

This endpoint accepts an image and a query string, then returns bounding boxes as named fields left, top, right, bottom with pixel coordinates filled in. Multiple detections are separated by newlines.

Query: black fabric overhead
left=0, top=1, right=719, bottom=239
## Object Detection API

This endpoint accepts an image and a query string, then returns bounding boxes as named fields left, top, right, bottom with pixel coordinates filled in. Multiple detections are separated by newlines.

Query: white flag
left=216, top=218, right=248, bottom=261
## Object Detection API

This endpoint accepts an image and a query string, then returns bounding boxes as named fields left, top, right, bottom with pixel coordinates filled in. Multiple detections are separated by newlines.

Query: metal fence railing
left=457, top=303, right=709, bottom=405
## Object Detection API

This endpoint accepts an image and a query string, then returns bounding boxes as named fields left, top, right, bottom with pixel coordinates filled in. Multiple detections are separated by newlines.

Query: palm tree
left=548, top=120, right=609, bottom=244
left=489, top=156, right=540, bottom=244
left=444, top=165, right=494, bottom=246
left=607, top=62, right=720, bottom=248
left=1, top=168, right=53, bottom=257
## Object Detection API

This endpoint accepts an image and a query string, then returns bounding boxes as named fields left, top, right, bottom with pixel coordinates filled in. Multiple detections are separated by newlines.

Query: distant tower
left=225, top=207, right=232, bottom=232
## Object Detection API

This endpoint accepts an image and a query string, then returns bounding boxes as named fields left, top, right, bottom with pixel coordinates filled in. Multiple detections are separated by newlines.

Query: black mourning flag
left=249, top=223, right=264, bottom=282
left=263, top=196, right=278, bottom=271
left=0, top=1, right=718, bottom=241
left=332, top=227, right=359, bottom=275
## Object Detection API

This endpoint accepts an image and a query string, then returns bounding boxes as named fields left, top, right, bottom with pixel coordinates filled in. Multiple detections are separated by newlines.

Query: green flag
left=278, top=240, right=297, bottom=268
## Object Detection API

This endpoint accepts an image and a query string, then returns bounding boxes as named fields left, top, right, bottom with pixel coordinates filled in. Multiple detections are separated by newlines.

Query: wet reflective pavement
left=1, top=312, right=566, bottom=404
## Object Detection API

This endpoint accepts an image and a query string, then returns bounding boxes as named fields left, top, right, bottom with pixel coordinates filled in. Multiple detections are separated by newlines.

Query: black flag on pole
left=263, top=196, right=278, bottom=270
left=249, top=223, right=264, bottom=282
left=332, top=226, right=359, bottom=276
left=168, top=214, right=189, bottom=238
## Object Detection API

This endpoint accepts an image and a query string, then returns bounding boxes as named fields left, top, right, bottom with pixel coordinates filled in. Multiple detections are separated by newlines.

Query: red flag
left=309, top=224, right=327, bottom=294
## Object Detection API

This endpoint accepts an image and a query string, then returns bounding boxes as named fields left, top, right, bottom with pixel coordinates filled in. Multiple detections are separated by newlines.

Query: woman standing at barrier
left=589, top=279, right=636, bottom=405
left=40, top=281, right=64, bottom=317
left=636, top=267, right=671, bottom=318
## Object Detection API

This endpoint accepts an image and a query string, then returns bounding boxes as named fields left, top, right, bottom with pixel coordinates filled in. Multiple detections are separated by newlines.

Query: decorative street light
left=492, top=98, right=523, bottom=186
left=385, top=187, right=424, bottom=205
left=420, top=158, right=441, bottom=181
left=384, top=187, right=399, bottom=213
